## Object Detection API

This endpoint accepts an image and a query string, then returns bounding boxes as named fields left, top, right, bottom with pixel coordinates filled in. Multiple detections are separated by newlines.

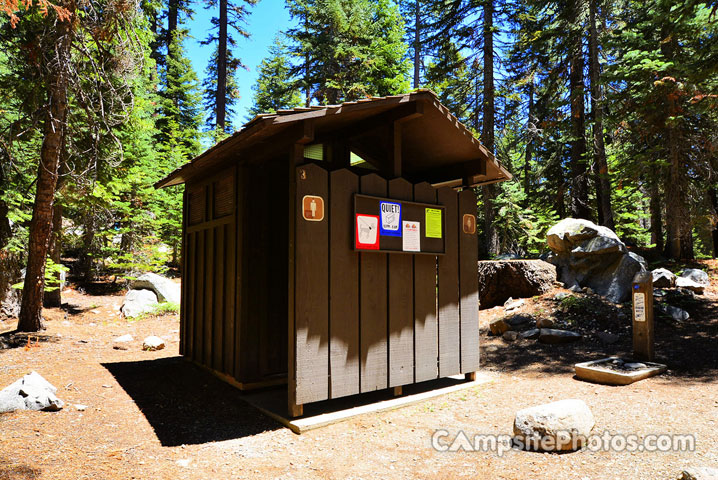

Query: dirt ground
left=1, top=262, right=717, bottom=480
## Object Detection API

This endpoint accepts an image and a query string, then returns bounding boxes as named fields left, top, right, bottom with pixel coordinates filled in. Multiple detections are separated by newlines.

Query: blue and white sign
left=379, top=201, right=402, bottom=237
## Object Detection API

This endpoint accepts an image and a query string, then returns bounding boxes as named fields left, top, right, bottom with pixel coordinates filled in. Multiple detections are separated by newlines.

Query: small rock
left=536, top=318, right=555, bottom=329
left=143, top=336, right=165, bottom=351
left=680, top=269, right=710, bottom=286
left=554, top=292, right=570, bottom=301
left=74, top=404, right=88, bottom=411
left=504, top=298, right=525, bottom=311
left=505, top=314, right=533, bottom=327
left=678, top=466, right=718, bottom=480
left=114, top=334, right=133, bottom=343
left=502, top=331, right=519, bottom=342
left=176, top=459, right=191, bottom=468
left=653, top=289, right=667, bottom=299
left=676, top=277, right=705, bottom=294
left=489, top=318, right=511, bottom=336
left=583, top=287, right=594, bottom=295
left=660, top=304, right=690, bottom=322
left=0, top=371, right=64, bottom=413
left=113, top=345, right=128, bottom=351
left=568, top=285, right=582, bottom=293
left=624, top=362, right=647, bottom=370
left=538, top=329, right=582, bottom=344
left=595, top=331, right=620, bottom=344
left=513, top=399, right=595, bottom=451
left=652, top=268, right=676, bottom=288
left=519, top=328, right=541, bottom=340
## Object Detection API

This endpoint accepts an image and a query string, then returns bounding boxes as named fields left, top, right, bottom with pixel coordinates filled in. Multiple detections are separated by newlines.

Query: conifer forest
left=1, top=0, right=717, bottom=332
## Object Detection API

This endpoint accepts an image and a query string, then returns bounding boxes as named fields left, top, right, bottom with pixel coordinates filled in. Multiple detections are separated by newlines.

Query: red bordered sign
left=355, top=214, right=380, bottom=250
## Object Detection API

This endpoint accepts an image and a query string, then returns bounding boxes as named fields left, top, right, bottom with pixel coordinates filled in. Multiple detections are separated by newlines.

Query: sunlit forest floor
left=0, top=261, right=716, bottom=479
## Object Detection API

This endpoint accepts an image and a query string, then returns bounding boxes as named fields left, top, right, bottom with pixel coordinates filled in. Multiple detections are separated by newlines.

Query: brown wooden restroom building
left=156, top=90, right=511, bottom=417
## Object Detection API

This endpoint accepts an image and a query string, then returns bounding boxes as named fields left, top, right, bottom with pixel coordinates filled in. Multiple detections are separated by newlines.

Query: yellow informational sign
left=425, top=208, right=442, bottom=239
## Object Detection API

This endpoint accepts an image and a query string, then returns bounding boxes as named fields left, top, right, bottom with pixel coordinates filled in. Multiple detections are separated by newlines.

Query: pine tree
left=157, top=31, right=203, bottom=159
left=248, top=37, right=303, bottom=117
left=286, top=0, right=409, bottom=105
left=1, top=0, right=144, bottom=331
left=604, top=0, right=718, bottom=259
left=202, top=0, right=258, bottom=133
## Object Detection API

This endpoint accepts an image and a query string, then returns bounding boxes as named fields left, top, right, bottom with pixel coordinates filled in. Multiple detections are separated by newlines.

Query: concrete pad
left=242, top=373, right=493, bottom=434
left=575, top=357, right=667, bottom=385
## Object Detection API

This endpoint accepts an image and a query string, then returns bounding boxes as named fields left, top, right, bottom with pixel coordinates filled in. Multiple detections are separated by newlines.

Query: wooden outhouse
left=156, top=90, right=511, bottom=416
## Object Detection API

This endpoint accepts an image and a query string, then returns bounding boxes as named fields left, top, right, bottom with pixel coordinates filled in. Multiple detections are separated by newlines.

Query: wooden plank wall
left=181, top=167, right=238, bottom=380
left=293, top=164, right=480, bottom=406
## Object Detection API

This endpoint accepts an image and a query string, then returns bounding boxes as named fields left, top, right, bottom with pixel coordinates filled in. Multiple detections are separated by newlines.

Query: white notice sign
left=402, top=220, right=420, bottom=252
left=633, top=292, right=646, bottom=322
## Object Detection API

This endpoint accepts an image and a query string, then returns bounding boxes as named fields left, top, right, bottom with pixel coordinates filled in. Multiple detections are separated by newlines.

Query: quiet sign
left=380, top=201, right=401, bottom=237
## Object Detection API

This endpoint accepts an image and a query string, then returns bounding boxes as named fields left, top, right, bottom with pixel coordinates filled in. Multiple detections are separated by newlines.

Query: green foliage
left=151, top=301, right=180, bottom=315
left=201, top=0, right=259, bottom=132
left=285, top=0, right=410, bottom=105
left=491, top=180, right=558, bottom=256
left=248, top=36, right=303, bottom=118
left=12, top=258, right=68, bottom=292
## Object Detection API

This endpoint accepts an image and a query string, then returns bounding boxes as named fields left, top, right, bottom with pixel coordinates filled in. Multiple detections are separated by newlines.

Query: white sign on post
left=633, top=292, right=646, bottom=322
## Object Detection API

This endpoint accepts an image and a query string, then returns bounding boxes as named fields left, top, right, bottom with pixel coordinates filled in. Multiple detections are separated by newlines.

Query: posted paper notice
left=402, top=220, right=420, bottom=252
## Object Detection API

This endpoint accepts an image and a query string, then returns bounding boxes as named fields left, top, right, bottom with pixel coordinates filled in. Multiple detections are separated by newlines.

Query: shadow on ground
left=0, top=460, right=41, bottom=480
left=102, top=357, right=279, bottom=446
left=0, top=331, right=59, bottom=353
left=481, top=290, right=718, bottom=383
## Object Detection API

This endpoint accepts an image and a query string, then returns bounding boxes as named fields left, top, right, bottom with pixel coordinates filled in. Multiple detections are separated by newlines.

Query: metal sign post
left=632, top=271, right=655, bottom=362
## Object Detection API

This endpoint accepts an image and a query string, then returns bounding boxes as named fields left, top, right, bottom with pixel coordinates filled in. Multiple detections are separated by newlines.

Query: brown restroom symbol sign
left=463, top=214, right=476, bottom=234
left=302, top=195, right=325, bottom=221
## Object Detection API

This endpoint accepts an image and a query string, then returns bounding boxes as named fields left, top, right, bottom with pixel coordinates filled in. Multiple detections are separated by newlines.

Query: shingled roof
left=156, top=89, right=512, bottom=189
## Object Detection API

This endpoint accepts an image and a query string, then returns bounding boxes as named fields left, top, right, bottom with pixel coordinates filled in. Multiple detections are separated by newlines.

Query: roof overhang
left=156, top=90, right=512, bottom=189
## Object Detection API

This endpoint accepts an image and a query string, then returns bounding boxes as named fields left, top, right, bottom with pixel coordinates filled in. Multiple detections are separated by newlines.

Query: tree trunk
left=43, top=201, right=63, bottom=308
left=649, top=179, right=664, bottom=252
left=712, top=187, right=718, bottom=258
left=523, top=81, right=534, bottom=203
left=0, top=162, right=20, bottom=318
left=664, top=134, right=691, bottom=259
left=481, top=0, right=499, bottom=256
left=167, top=0, right=178, bottom=49
left=588, top=0, right=614, bottom=230
left=216, top=0, right=228, bottom=131
left=79, top=214, right=96, bottom=283
left=17, top=11, right=73, bottom=332
left=413, top=0, right=420, bottom=89
left=568, top=0, right=592, bottom=221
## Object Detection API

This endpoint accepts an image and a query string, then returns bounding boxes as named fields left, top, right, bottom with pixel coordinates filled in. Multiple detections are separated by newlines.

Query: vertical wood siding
left=293, top=164, right=480, bottom=405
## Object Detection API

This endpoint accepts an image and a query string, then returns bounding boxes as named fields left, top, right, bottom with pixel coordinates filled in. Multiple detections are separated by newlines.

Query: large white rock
left=676, top=277, right=705, bottom=294
left=0, top=371, right=64, bottom=413
left=121, top=289, right=158, bottom=318
left=652, top=268, right=676, bottom=288
left=545, top=218, right=646, bottom=303
left=130, top=273, right=181, bottom=304
left=680, top=269, right=710, bottom=286
left=513, top=399, right=595, bottom=451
